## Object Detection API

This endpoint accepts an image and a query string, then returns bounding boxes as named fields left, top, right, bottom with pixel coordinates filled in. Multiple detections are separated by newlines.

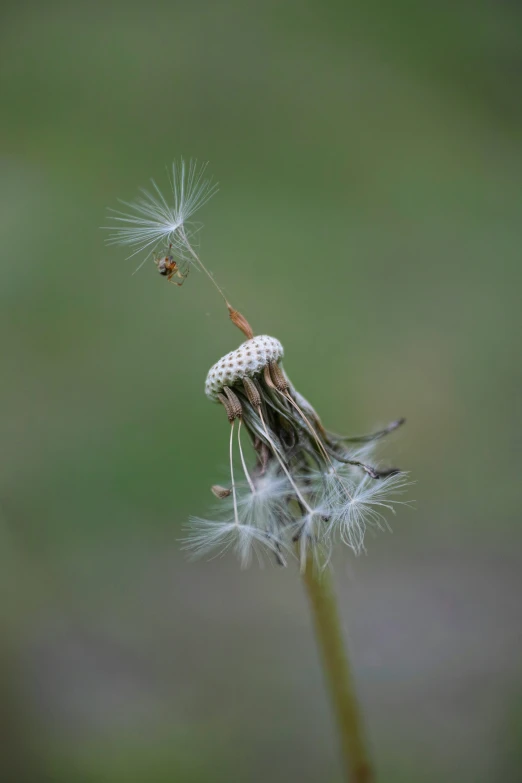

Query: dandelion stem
left=301, top=552, right=374, bottom=783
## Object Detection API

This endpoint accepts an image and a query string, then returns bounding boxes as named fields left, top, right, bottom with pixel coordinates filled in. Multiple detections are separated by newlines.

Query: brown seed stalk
left=228, top=304, right=254, bottom=340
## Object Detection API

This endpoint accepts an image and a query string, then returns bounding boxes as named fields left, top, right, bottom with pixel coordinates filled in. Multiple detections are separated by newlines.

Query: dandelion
left=198, top=333, right=407, bottom=570
left=105, top=159, right=411, bottom=783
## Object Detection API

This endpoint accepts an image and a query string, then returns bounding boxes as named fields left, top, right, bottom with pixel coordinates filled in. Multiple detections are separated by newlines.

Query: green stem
left=301, top=554, right=374, bottom=783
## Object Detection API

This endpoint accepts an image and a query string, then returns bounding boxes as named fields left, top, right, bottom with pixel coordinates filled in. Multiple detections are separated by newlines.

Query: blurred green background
left=1, top=1, right=522, bottom=781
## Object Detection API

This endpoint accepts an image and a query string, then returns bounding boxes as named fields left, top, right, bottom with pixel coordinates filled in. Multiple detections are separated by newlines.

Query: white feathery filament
left=257, top=406, right=314, bottom=515
left=229, top=421, right=239, bottom=526
left=279, top=389, right=353, bottom=501
left=178, top=225, right=229, bottom=305
left=237, top=418, right=256, bottom=494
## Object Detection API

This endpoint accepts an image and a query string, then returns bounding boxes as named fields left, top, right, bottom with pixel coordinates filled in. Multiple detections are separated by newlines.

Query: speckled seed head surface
left=205, top=335, right=284, bottom=401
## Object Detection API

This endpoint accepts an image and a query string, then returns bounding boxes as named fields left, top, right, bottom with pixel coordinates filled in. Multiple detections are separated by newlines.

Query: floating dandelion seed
left=104, top=159, right=219, bottom=278
left=105, top=159, right=252, bottom=337
left=184, top=466, right=293, bottom=568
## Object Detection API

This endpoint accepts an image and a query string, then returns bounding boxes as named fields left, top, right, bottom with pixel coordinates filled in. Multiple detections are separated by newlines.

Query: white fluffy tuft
left=325, top=470, right=412, bottom=554
left=104, top=159, right=217, bottom=270
left=182, top=468, right=293, bottom=567
left=182, top=517, right=286, bottom=569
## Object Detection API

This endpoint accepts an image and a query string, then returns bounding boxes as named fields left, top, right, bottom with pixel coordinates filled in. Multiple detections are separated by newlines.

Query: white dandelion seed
left=183, top=463, right=292, bottom=568
left=236, top=468, right=294, bottom=566
left=325, top=469, right=412, bottom=554
left=104, top=158, right=218, bottom=273
left=181, top=516, right=287, bottom=569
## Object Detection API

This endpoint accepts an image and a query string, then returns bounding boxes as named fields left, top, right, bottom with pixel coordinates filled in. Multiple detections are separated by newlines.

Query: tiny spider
left=154, top=244, right=188, bottom=286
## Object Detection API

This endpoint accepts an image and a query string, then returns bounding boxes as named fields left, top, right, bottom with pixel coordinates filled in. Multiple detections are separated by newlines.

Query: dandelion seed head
left=205, top=335, right=284, bottom=400
left=185, top=337, right=410, bottom=568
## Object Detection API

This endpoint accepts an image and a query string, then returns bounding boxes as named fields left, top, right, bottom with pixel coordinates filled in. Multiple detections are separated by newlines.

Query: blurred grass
left=1, top=1, right=522, bottom=781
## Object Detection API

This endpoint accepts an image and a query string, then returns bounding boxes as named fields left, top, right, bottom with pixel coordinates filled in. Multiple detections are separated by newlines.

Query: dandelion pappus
left=154, top=244, right=189, bottom=286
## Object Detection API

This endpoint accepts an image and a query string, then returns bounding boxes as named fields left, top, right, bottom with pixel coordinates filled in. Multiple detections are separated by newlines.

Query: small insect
left=154, top=244, right=188, bottom=286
